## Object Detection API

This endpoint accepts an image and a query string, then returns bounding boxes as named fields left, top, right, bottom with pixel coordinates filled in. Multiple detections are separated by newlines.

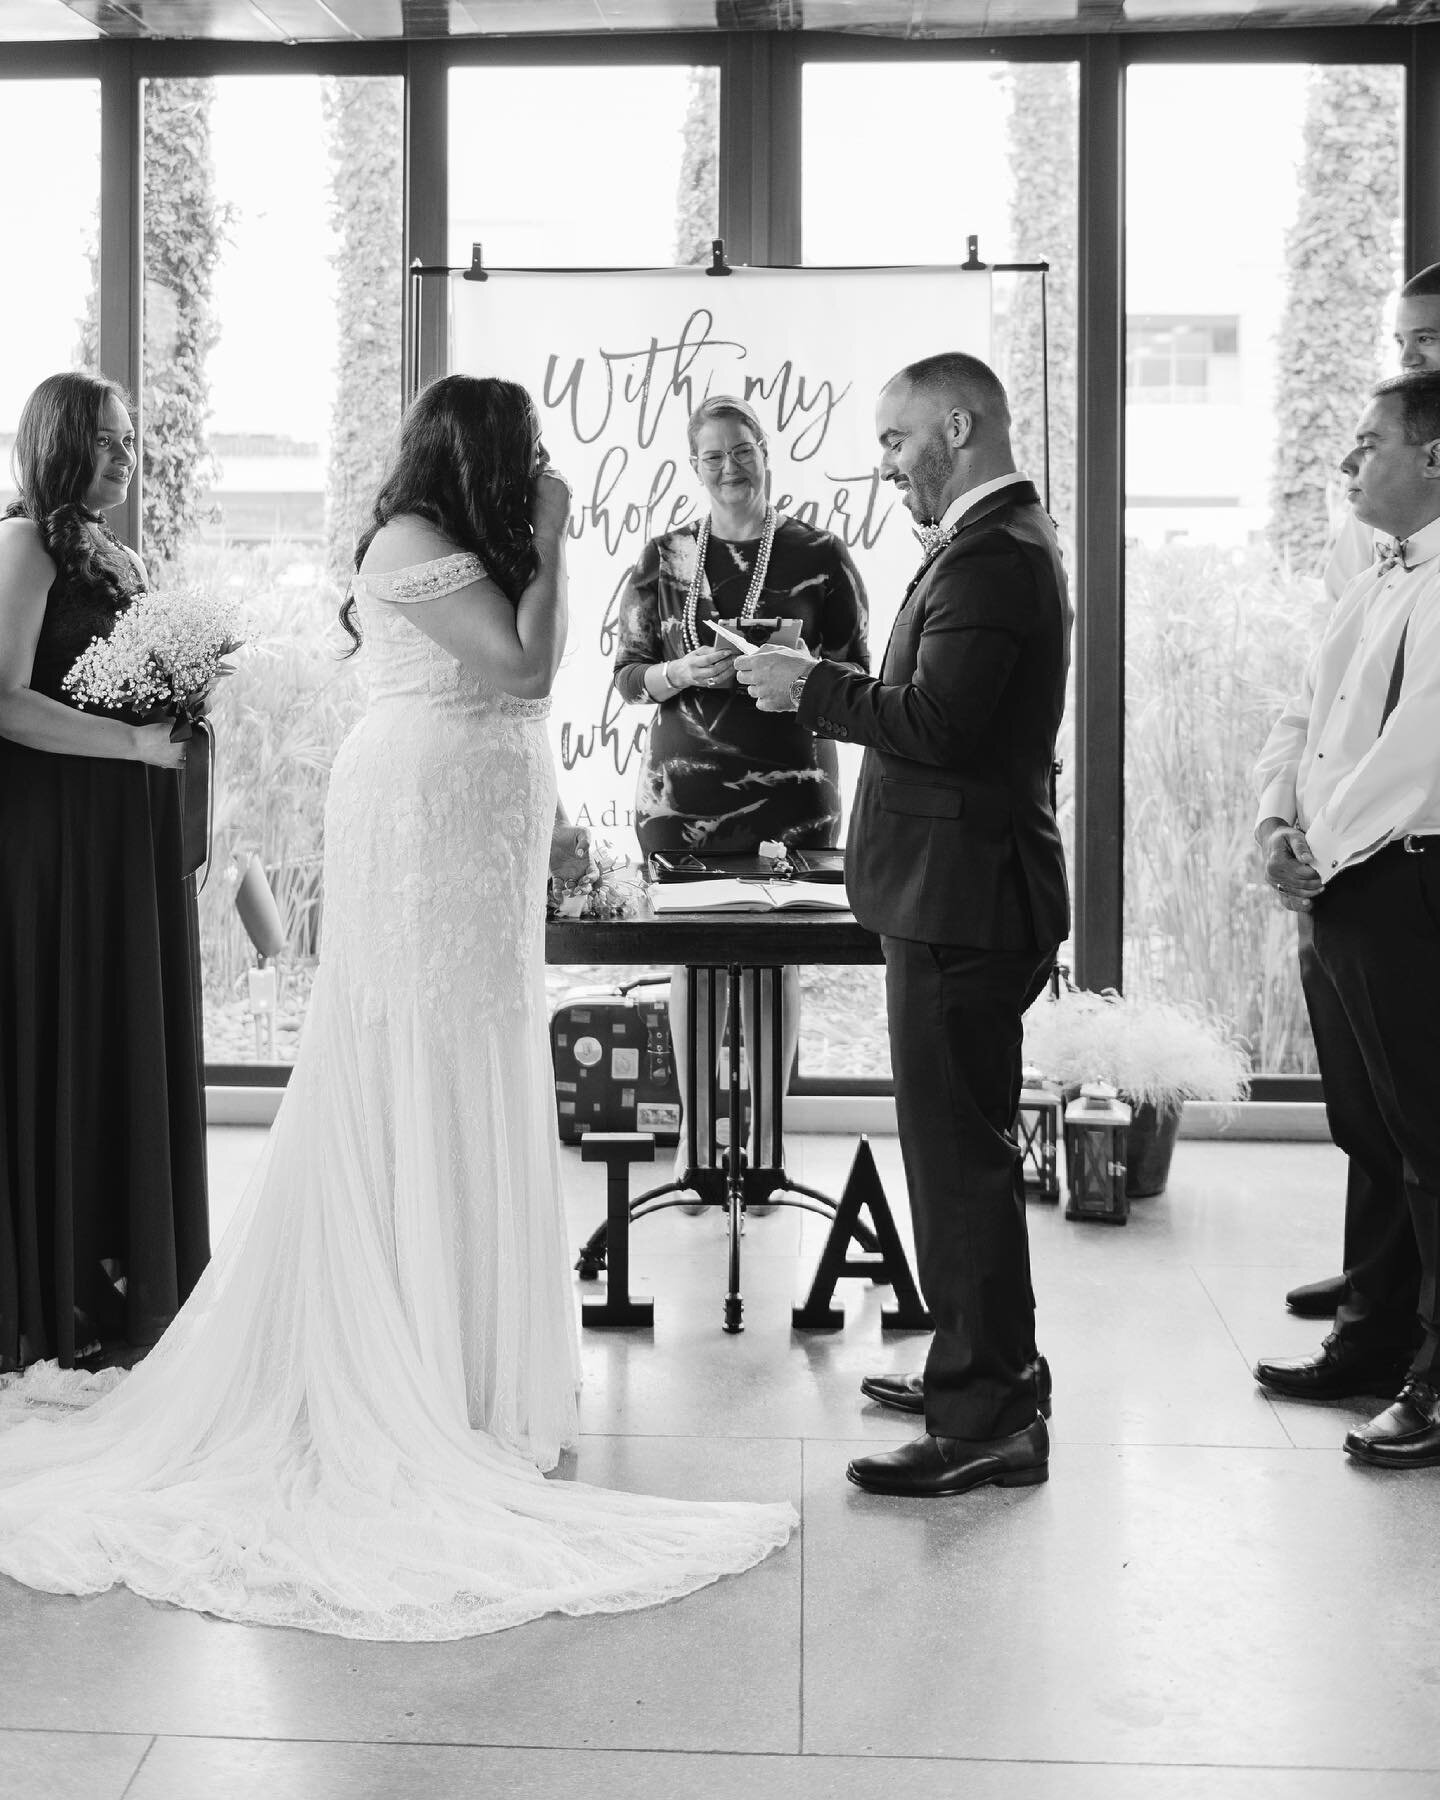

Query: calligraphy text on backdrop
left=451, top=267, right=993, bottom=836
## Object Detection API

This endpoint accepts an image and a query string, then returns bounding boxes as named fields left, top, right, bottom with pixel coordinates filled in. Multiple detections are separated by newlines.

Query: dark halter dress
left=0, top=526, right=209, bottom=1369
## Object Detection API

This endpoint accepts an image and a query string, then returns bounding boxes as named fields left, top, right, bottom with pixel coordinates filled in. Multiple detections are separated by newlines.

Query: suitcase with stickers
left=549, top=976, right=682, bottom=1146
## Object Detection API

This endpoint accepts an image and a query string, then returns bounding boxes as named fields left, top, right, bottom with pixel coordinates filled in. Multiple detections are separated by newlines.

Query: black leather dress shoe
left=847, top=1418, right=1049, bottom=1497
left=1344, top=1379, right=1440, bottom=1468
left=860, top=1355, right=1053, bottom=1419
left=1285, top=1273, right=1347, bottom=1318
left=1253, top=1334, right=1409, bottom=1401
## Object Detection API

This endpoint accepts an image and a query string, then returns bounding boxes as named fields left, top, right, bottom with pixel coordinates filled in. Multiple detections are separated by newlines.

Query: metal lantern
left=1016, top=1067, right=1062, bottom=1203
left=1063, top=1083, right=1132, bottom=1224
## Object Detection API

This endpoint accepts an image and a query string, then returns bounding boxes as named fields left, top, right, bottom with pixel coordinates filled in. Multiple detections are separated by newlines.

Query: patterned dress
left=0, top=550, right=794, bottom=1641
left=613, top=516, right=869, bottom=856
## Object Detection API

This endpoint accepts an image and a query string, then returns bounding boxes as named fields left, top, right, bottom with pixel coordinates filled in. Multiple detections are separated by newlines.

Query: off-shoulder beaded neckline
left=356, top=553, right=488, bottom=606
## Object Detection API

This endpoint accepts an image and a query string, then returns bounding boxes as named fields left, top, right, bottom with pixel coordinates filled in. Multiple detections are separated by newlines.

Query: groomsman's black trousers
left=1299, top=841, right=1440, bottom=1380
left=882, top=935, right=1056, bottom=1441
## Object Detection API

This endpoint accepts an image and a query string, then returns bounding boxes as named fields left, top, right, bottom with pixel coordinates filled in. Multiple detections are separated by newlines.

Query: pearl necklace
left=681, top=506, right=778, bottom=654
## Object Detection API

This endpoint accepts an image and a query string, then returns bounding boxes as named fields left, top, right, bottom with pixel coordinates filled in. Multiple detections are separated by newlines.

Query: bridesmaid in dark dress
left=0, top=372, right=209, bottom=1371
left=613, top=394, right=869, bottom=1182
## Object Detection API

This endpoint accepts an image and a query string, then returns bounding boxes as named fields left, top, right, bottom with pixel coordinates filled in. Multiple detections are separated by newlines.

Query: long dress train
left=0, top=551, right=795, bottom=1640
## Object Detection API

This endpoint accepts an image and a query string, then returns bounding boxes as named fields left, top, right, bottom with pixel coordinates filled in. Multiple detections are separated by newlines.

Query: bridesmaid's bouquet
left=63, top=584, right=248, bottom=723
left=548, top=836, right=649, bottom=921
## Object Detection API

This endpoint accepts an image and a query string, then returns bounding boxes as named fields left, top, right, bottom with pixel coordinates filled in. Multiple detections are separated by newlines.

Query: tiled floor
left=4, top=1128, right=1439, bottom=1799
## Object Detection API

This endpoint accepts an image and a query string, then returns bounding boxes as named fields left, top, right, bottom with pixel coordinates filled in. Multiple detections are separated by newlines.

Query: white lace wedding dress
left=0, top=552, right=795, bottom=1640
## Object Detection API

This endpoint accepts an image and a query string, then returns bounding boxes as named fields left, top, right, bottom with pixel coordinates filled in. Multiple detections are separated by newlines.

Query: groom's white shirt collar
left=937, top=472, right=1030, bottom=536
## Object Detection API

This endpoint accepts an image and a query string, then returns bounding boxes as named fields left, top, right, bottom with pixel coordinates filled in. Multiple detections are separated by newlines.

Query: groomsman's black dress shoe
left=847, top=1418, right=1049, bottom=1497
left=1285, top=1273, right=1347, bottom=1318
left=1253, top=1334, right=1409, bottom=1401
left=860, top=1356, right=1053, bottom=1419
left=1344, top=1379, right=1440, bottom=1468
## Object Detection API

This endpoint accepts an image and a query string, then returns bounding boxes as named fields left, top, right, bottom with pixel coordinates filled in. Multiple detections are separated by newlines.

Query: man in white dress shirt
left=1322, top=265, right=1440, bottom=609
left=1286, top=264, right=1440, bottom=1322
left=1252, top=370, right=1440, bottom=1469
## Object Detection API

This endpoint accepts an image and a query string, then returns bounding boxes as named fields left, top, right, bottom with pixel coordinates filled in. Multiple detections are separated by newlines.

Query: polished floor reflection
left=3, top=1127, right=1438, bottom=1800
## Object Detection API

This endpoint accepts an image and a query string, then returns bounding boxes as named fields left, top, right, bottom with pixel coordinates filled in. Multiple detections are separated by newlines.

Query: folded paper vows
left=706, top=617, right=801, bottom=654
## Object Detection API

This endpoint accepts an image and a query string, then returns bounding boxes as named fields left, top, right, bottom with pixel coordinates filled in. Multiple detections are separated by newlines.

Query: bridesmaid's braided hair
left=4, top=371, right=136, bottom=609
left=344, top=375, right=542, bottom=650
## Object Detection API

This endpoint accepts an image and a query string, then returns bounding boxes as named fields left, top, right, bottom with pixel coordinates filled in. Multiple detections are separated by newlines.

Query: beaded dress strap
left=358, top=552, right=488, bottom=605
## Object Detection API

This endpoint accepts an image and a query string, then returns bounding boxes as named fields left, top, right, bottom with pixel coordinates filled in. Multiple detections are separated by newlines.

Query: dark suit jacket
left=799, top=479, right=1072, bottom=950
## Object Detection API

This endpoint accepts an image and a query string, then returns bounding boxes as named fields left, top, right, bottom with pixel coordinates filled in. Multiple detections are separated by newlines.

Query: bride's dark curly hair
left=342, top=374, right=541, bottom=649
left=4, top=371, right=137, bottom=609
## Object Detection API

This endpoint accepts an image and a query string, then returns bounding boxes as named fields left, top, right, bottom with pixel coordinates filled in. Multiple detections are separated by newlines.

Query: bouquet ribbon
left=170, top=715, right=215, bottom=886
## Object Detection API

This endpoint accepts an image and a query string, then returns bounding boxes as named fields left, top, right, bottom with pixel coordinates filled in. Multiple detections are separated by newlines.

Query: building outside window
left=1127, top=316, right=1241, bottom=406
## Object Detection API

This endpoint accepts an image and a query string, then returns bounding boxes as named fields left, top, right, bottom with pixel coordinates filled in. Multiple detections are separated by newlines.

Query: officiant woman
left=613, top=394, right=869, bottom=1181
left=0, top=371, right=208, bottom=1372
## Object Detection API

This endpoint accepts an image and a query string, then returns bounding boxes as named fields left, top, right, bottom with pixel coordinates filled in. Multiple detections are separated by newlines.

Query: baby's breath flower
left=64, top=585, right=249, bottom=719
left=547, top=834, right=648, bottom=921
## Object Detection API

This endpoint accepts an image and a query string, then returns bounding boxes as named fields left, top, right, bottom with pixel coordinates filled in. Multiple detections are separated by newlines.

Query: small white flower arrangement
left=548, top=835, right=649, bottom=921
left=1022, top=986, right=1250, bottom=1114
left=63, top=583, right=247, bottom=722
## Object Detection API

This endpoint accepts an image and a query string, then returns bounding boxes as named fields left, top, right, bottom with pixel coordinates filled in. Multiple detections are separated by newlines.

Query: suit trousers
left=882, top=934, right=1056, bottom=1440
left=1298, top=843, right=1440, bottom=1376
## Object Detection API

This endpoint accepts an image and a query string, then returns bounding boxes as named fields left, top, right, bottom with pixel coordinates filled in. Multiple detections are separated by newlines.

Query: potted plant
left=1021, top=988, right=1249, bottom=1196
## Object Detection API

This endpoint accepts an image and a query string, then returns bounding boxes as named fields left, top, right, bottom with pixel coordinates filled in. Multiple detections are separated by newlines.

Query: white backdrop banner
left=450, top=265, right=992, bottom=839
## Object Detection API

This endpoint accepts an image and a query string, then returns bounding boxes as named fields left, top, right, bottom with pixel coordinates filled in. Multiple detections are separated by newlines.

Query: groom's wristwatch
left=788, top=667, right=811, bottom=711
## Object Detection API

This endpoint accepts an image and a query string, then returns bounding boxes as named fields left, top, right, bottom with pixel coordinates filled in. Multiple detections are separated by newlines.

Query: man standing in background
left=1253, top=371, right=1440, bottom=1469
left=1283, top=263, right=1440, bottom=1325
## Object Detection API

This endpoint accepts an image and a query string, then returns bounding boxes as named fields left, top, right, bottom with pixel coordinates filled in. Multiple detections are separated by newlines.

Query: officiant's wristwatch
left=788, top=667, right=811, bottom=711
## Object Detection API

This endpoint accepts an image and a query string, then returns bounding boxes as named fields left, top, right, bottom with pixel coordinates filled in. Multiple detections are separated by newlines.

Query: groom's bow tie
left=1377, top=537, right=1409, bottom=573
left=914, top=521, right=957, bottom=565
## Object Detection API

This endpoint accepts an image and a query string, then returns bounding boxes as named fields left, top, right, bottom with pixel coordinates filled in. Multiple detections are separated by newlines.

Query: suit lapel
left=880, top=480, right=1042, bottom=676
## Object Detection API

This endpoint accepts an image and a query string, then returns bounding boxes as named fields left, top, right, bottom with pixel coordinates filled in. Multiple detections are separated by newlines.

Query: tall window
left=448, top=61, right=720, bottom=1027
left=0, top=80, right=101, bottom=509
left=1123, top=63, right=1405, bottom=1074
left=448, top=65, right=717, bottom=269
left=801, top=58, right=1079, bottom=1082
left=139, top=74, right=405, bottom=1067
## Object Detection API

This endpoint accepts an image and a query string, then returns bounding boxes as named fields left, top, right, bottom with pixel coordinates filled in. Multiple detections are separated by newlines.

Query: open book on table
left=649, top=847, right=846, bottom=884
left=649, top=878, right=849, bottom=914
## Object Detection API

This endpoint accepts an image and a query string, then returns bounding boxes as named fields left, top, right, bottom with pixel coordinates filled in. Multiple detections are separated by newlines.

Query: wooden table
left=546, top=907, right=929, bottom=1336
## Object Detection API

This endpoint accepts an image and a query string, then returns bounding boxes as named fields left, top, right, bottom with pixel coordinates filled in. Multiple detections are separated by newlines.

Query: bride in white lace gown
left=0, top=376, right=795, bottom=1639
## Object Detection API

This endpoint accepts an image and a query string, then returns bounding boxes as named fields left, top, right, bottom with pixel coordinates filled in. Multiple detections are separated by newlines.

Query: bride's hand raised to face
left=531, top=468, right=572, bottom=544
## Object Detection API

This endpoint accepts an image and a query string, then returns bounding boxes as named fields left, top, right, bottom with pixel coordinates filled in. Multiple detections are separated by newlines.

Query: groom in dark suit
left=738, top=351, right=1072, bottom=1495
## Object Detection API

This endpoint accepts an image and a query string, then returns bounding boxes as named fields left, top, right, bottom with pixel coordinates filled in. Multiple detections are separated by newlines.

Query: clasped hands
left=1261, top=821, right=1323, bottom=914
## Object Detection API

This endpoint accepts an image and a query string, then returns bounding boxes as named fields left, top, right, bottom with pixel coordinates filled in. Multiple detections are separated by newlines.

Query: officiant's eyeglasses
left=694, top=445, right=763, bottom=473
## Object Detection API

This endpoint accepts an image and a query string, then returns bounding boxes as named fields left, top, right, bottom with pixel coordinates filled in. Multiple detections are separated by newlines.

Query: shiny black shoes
left=847, top=1417, right=1050, bottom=1497
left=860, top=1355, right=1053, bottom=1421
left=1344, top=1380, right=1440, bottom=1469
left=1253, top=1333, right=1410, bottom=1401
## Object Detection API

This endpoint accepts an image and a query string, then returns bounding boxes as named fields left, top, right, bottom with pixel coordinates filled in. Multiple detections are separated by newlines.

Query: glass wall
left=447, top=61, right=721, bottom=1027
left=448, top=64, right=717, bottom=269
left=1123, top=62, right=1405, bottom=1074
left=800, top=58, right=1079, bottom=1082
left=138, top=73, right=405, bottom=1065
left=0, top=80, right=101, bottom=508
